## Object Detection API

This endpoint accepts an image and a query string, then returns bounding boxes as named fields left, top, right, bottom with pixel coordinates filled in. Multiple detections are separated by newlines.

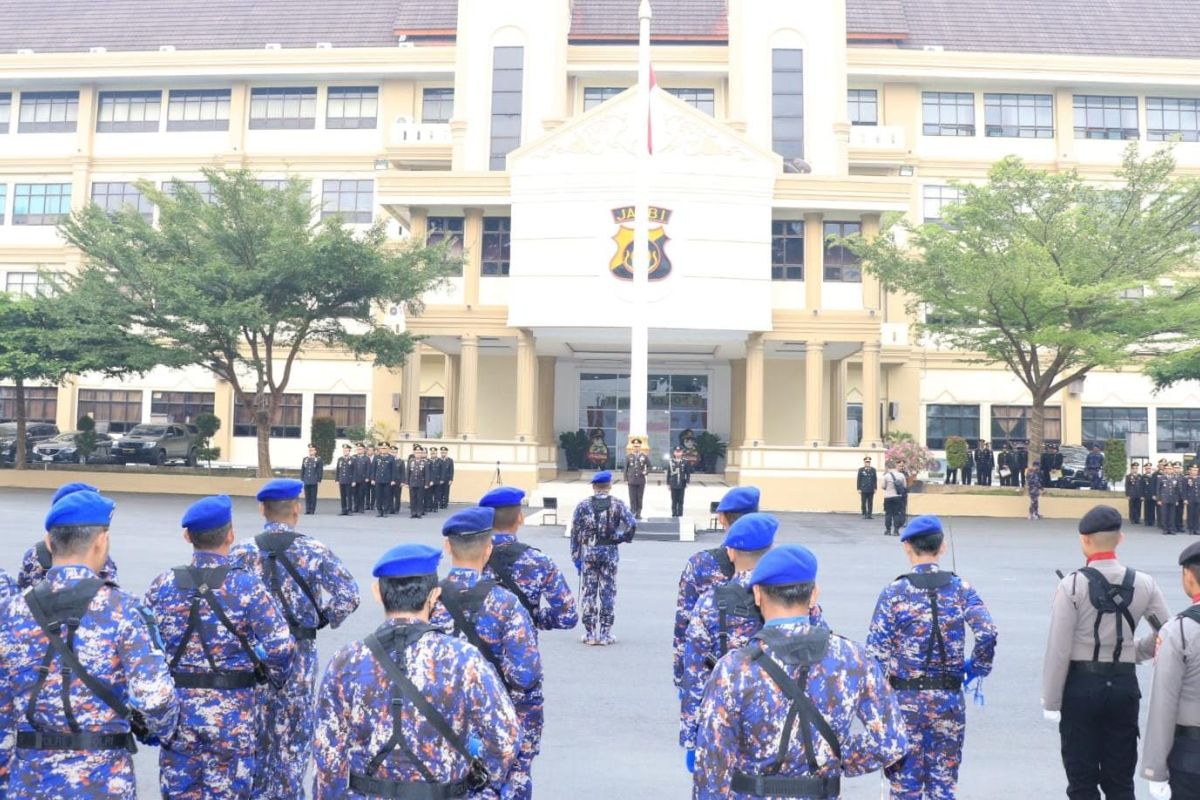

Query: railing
left=849, top=124, right=906, bottom=150
left=391, top=120, right=453, bottom=144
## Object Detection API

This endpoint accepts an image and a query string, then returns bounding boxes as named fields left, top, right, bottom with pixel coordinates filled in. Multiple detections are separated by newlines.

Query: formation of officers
left=1126, top=459, right=1200, bottom=536
left=304, top=442, right=456, bottom=519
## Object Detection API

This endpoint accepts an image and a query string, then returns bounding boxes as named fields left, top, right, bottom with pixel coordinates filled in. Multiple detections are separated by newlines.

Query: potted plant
left=558, top=429, right=590, bottom=470
left=944, top=436, right=968, bottom=482
left=884, top=439, right=939, bottom=492
left=694, top=431, right=727, bottom=474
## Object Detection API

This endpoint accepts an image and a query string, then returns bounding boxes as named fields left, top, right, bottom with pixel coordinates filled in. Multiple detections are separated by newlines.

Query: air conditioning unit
left=89, top=46, right=107, bottom=54
left=888, top=401, right=900, bottom=421
left=16, top=48, right=34, bottom=55
left=265, top=43, right=282, bottom=50
left=159, top=45, right=176, bottom=52
left=316, top=42, right=333, bottom=49
left=392, top=393, right=401, bottom=411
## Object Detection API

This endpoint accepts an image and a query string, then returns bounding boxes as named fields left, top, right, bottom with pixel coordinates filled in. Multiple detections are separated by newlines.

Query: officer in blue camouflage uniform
left=673, top=486, right=760, bottom=691
left=18, top=482, right=119, bottom=590
left=232, top=478, right=361, bottom=800
left=866, top=515, right=998, bottom=800
left=313, top=543, right=519, bottom=799
left=0, top=490, right=179, bottom=799
left=694, top=544, right=908, bottom=800
left=570, top=471, right=637, bottom=645
left=144, top=495, right=296, bottom=799
left=431, top=507, right=543, bottom=800
left=0, top=568, right=15, bottom=599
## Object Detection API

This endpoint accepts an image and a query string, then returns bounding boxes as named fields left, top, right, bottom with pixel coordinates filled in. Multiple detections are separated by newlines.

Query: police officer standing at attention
left=1043, top=504, right=1171, bottom=800
left=1163, top=463, right=1186, bottom=536
left=363, top=444, right=377, bottom=511
left=371, top=443, right=396, bottom=518
left=667, top=446, right=691, bottom=518
left=19, top=481, right=119, bottom=589
left=440, top=445, right=455, bottom=509
left=857, top=456, right=878, bottom=519
left=409, top=445, right=431, bottom=518
left=427, top=447, right=443, bottom=515
left=867, top=515, right=998, bottom=800
left=300, top=443, right=324, bottom=515
left=391, top=444, right=407, bottom=515
left=351, top=443, right=369, bottom=513
left=1146, top=461, right=1163, bottom=529
left=335, top=444, right=355, bottom=516
left=693, top=544, right=908, bottom=798
left=624, top=439, right=651, bottom=519
left=144, top=495, right=295, bottom=799
left=312, top=543, right=520, bottom=798
left=1126, top=462, right=1144, bottom=525
left=0, top=490, right=179, bottom=797
left=232, top=478, right=361, bottom=800
left=975, top=440, right=995, bottom=486
left=571, top=471, right=637, bottom=645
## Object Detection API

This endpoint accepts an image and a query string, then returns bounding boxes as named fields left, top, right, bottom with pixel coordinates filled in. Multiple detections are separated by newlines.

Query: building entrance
left=578, top=372, right=709, bottom=469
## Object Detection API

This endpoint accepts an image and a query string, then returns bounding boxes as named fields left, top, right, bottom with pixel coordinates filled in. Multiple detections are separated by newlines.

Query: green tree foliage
left=60, top=168, right=457, bottom=477
left=311, top=417, right=337, bottom=465
left=850, top=146, right=1200, bottom=455
left=194, top=412, right=222, bottom=467
left=74, top=415, right=98, bottom=462
left=1103, top=439, right=1127, bottom=487
left=944, top=436, right=969, bottom=470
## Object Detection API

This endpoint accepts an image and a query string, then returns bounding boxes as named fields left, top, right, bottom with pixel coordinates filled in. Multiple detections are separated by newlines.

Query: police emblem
left=609, top=205, right=672, bottom=281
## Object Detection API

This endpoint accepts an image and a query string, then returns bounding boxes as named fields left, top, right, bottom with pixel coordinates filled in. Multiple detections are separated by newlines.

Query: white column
left=628, top=0, right=653, bottom=442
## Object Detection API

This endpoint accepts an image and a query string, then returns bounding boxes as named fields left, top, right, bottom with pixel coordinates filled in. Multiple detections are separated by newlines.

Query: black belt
left=889, top=675, right=963, bottom=691
left=172, top=670, right=261, bottom=690
left=1178, top=725, right=1200, bottom=740
left=730, top=772, right=840, bottom=799
left=16, top=730, right=136, bottom=752
left=1069, top=661, right=1136, bottom=676
left=349, top=773, right=468, bottom=799
left=290, top=624, right=318, bottom=642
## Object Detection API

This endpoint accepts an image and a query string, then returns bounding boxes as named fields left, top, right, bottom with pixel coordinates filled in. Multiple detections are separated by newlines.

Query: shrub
left=74, top=415, right=98, bottom=461
left=194, top=412, right=222, bottom=467
left=1103, top=438, right=1126, bottom=487
left=944, top=436, right=968, bottom=470
left=884, top=439, right=939, bottom=477
left=311, top=417, right=337, bottom=465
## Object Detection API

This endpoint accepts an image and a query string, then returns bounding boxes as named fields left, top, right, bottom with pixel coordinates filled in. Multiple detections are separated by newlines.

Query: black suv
left=0, top=422, right=61, bottom=463
left=111, top=423, right=200, bottom=466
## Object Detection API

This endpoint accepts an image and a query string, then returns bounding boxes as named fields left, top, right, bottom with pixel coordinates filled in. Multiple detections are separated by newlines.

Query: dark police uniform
left=667, top=453, right=691, bottom=518
left=371, top=449, right=396, bottom=517
left=409, top=455, right=430, bottom=519
left=1015, top=444, right=1030, bottom=488
left=336, top=449, right=355, bottom=516
left=856, top=462, right=878, bottom=519
left=1125, top=467, right=1143, bottom=525
left=427, top=453, right=443, bottom=513
left=1187, top=474, right=1200, bottom=536
left=1162, top=472, right=1185, bottom=535
left=975, top=444, right=994, bottom=486
left=300, top=454, right=324, bottom=515
left=624, top=449, right=650, bottom=519
left=1145, top=467, right=1162, bottom=527
left=351, top=450, right=371, bottom=513
left=439, top=448, right=455, bottom=509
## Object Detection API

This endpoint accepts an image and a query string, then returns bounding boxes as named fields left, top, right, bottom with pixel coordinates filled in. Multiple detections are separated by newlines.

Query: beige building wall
left=763, top=359, right=805, bottom=445
left=476, top=354, right=518, bottom=440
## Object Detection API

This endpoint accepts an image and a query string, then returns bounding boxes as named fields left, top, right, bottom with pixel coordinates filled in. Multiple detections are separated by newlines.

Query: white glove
left=1043, top=709, right=1061, bottom=723
left=1148, top=780, right=1172, bottom=799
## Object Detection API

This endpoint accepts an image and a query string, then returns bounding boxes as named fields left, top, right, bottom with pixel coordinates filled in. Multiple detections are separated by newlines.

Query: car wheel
left=186, top=448, right=198, bottom=467
left=154, top=449, right=167, bottom=466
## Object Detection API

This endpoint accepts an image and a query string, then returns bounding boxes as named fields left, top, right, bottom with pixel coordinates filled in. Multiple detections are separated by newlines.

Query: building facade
left=2, top=0, right=1200, bottom=506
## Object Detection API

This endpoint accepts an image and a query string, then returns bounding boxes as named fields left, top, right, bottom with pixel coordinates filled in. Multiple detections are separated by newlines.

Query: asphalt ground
left=0, top=486, right=1188, bottom=799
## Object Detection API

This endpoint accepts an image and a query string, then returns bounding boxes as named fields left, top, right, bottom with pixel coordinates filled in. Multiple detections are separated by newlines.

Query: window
left=991, top=405, right=1061, bottom=447
left=1082, top=407, right=1148, bottom=450
left=150, top=391, right=214, bottom=424
left=166, top=89, right=230, bottom=132
left=1074, top=95, right=1138, bottom=140
left=258, top=178, right=311, bottom=195
left=0, top=387, right=57, bottom=423
left=666, top=88, right=715, bottom=116
left=482, top=217, right=511, bottom=276
left=326, top=86, right=378, bottom=129
left=233, top=393, right=302, bottom=438
left=771, top=49, right=804, bottom=160
left=1158, top=409, right=1200, bottom=452
left=847, top=403, right=863, bottom=447
left=18, top=91, right=79, bottom=133
left=419, top=396, right=444, bottom=436
left=421, top=88, right=454, bottom=124
left=984, top=93, right=1052, bottom=138
left=771, top=220, right=804, bottom=281
left=0, top=184, right=5, bottom=224
left=91, top=182, right=154, bottom=222
left=848, top=89, right=877, bottom=126
left=12, top=183, right=71, bottom=225
left=923, top=92, right=975, bottom=137
left=922, top=185, right=964, bottom=224
left=78, top=389, right=143, bottom=433
left=925, top=404, right=981, bottom=449
left=96, top=90, right=161, bottom=133
left=489, top=46, right=524, bottom=170
left=312, top=394, right=366, bottom=438
left=428, top=217, right=464, bottom=274
left=0, top=93, right=10, bottom=133
left=165, top=180, right=214, bottom=203
left=583, top=87, right=623, bottom=112
left=823, top=221, right=861, bottom=282
left=6, top=272, right=48, bottom=297
left=249, top=87, right=317, bottom=130
left=320, top=179, right=373, bottom=223
left=1147, top=98, right=1200, bottom=142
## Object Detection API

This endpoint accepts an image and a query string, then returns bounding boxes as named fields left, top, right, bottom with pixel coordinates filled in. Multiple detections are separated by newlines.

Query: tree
left=194, top=412, right=222, bottom=468
left=311, top=417, right=337, bottom=465
left=74, top=415, right=98, bottom=463
left=1103, top=438, right=1126, bottom=489
left=60, top=168, right=456, bottom=477
left=944, top=436, right=969, bottom=471
left=851, top=146, right=1200, bottom=456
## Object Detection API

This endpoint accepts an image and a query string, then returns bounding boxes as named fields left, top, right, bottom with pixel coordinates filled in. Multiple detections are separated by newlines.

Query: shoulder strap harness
left=899, top=571, right=957, bottom=676
left=255, top=531, right=329, bottom=641
left=714, top=583, right=764, bottom=658
left=438, top=580, right=510, bottom=689
left=169, top=566, right=275, bottom=690
left=588, top=495, right=618, bottom=544
left=35, top=540, right=52, bottom=571
left=1076, top=567, right=1138, bottom=663
left=708, top=547, right=735, bottom=580
left=486, top=542, right=538, bottom=616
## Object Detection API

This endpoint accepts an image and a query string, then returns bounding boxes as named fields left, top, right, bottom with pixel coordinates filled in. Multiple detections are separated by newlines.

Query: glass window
left=249, top=87, right=317, bottom=130
left=18, top=91, right=79, bottom=133
left=91, top=181, right=154, bottom=222
left=823, top=221, right=861, bottom=282
left=0, top=184, right=6, bottom=224
left=0, top=387, right=57, bottom=423
left=96, top=90, right=161, bottom=133
left=990, top=405, right=1062, bottom=447
left=78, top=389, right=143, bottom=433
left=490, top=46, right=524, bottom=170
left=326, top=86, right=378, bottom=130
left=583, top=87, right=624, bottom=111
left=419, top=396, right=444, bottom=436
left=922, top=185, right=965, bottom=224
left=258, top=178, right=311, bottom=196
left=848, top=89, right=877, bottom=126
left=771, top=220, right=804, bottom=281
left=847, top=403, right=863, bottom=447
left=5, top=272, right=48, bottom=297
left=1147, top=97, right=1200, bottom=142
left=421, top=88, right=454, bottom=124
left=1074, top=95, right=1138, bottom=140
left=150, top=391, right=214, bottom=423
left=320, top=179, right=373, bottom=223
left=665, top=88, right=715, bottom=116
left=312, top=394, right=366, bottom=438
left=233, top=393, right=302, bottom=438
left=984, top=93, right=1053, bottom=138
left=0, top=92, right=11, bottom=133
left=1157, top=408, right=1200, bottom=452
left=481, top=217, right=511, bottom=276
left=1081, top=407, right=1148, bottom=450
left=428, top=217, right=464, bottom=275
left=12, top=183, right=71, bottom=225
left=165, top=180, right=214, bottom=203
left=166, top=89, right=231, bottom=132
left=926, top=404, right=981, bottom=449
left=923, top=92, right=975, bottom=137
left=771, top=49, right=804, bottom=160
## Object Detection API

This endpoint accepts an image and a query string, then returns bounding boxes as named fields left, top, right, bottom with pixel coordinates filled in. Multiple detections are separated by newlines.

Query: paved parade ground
left=0, top=486, right=1187, bottom=799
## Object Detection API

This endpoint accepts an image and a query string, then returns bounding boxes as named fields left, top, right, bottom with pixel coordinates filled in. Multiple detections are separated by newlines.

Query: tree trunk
left=252, top=392, right=282, bottom=478
left=256, top=422, right=272, bottom=478
left=1029, top=397, right=1047, bottom=463
left=13, top=378, right=26, bottom=470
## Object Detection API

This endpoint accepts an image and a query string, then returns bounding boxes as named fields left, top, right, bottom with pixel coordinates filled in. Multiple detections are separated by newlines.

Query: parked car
left=111, top=423, right=199, bottom=466
left=0, top=422, right=61, bottom=463
left=32, top=431, right=116, bottom=464
left=1055, top=445, right=1093, bottom=489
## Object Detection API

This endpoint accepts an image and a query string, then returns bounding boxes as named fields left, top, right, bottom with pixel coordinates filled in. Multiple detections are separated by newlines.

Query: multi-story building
left=2, top=0, right=1198, bottom=505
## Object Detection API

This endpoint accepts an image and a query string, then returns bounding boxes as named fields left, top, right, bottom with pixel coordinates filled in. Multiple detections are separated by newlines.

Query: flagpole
left=629, top=0, right=652, bottom=452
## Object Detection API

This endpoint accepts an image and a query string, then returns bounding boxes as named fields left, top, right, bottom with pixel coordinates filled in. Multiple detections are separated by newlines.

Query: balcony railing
left=849, top=125, right=906, bottom=150
left=391, top=119, right=452, bottom=144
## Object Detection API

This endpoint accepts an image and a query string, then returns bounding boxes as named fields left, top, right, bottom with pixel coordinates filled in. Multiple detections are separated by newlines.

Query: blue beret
left=373, top=543, right=442, bottom=578
left=717, top=486, right=760, bottom=514
left=722, top=512, right=779, bottom=551
left=51, top=482, right=98, bottom=506
left=442, top=506, right=495, bottom=537
left=750, top=544, right=818, bottom=586
left=182, top=495, right=233, bottom=532
left=256, top=478, right=303, bottom=502
left=1079, top=504, right=1123, bottom=535
left=479, top=486, right=526, bottom=508
left=45, top=490, right=116, bottom=531
left=591, top=471, right=613, bottom=484
left=900, top=515, right=943, bottom=542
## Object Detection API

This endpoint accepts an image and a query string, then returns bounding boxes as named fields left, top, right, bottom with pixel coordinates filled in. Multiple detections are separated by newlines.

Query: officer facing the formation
left=866, top=515, right=998, bottom=800
left=232, top=478, right=361, bottom=800
left=432, top=507, right=543, bottom=800
left=694, top=544, right=908, bottom=798
left=351, top=443, right=371, bottom=513
left=300, top=444, right=324, bottom=515
left=409, top=446, right=431, bottom=519
left=312, top=543, right=520, bottom=799
left=371, top=444, right=396, bottom=518
left=439, top=446, right=455, bottom=509
left=624, top=440, right=651, bottom=519
left=0, top=490, right=179, bottom=798
left=1043, top=504, right=1171, bottom=800
left=856, top=456, right=878, bottom=519
left=19, top=481, right=119, bottom=590
left=570, top=471, right=637, bottom=645
left=673, top=486, right=760, bottom=690
left=336, top=444, right=356, bottom=516
left=144, top=495, right=296, bottom=799
left=667, top=446, right=691, bottom=518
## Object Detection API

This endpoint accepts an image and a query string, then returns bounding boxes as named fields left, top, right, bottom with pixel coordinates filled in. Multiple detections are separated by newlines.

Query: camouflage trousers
left=502, top=692, right=545, bottom=800
left=580, top=550, right=619, bottom=638
left=886, top=690, right=966, bottom=800
left=253, top=640, right=318, bottom=800
left=7, top=750, right=136, bottom=799
left=161, top=747, right=255, bottom=799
